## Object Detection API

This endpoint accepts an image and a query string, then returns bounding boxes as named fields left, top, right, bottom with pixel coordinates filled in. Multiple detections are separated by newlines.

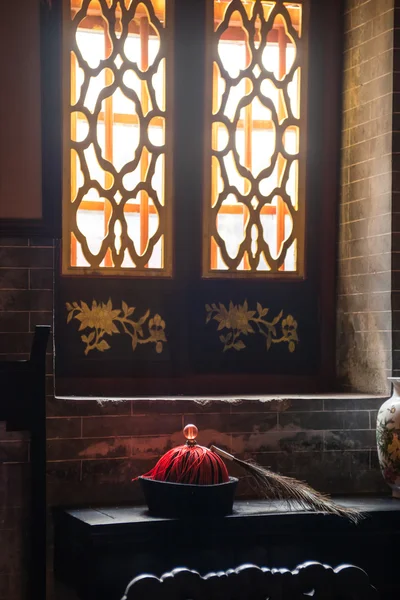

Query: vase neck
left=391, top=380, right=400, bottom=397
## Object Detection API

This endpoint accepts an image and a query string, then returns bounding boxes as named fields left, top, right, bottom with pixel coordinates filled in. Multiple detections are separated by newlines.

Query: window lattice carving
left=64, top=0, right=170, bottom=274
left=204, top=0, right=306, bottom=276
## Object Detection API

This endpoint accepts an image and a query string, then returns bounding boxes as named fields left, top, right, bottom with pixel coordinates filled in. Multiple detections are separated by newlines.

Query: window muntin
left=204, top=0, right=306, bottom=277
left=63, top=0, right=171, bottom=275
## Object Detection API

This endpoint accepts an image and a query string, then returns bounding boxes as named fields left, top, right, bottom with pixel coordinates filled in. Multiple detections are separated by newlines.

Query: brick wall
left=0, top=237, right=53, bottom=600
left=338, top=0, right=394, bottom=395
left=46, top=396, right=386, bottom=509
left=392, top=5, right=400, bottom=377
left=47, top=394, right=386, bottom=599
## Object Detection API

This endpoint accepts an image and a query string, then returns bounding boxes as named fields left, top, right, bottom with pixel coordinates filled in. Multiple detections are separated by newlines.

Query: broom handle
left=210, top=445, right=235, bottom=462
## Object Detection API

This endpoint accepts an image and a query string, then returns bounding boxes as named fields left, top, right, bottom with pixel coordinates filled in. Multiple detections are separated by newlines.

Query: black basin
left=139, top=476, right=238, bottom=518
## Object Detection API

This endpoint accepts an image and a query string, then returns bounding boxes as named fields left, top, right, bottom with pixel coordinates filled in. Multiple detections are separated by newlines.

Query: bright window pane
left=208, top=0, right=304, bottom=275
left=65, top=0, right=169, bottom=274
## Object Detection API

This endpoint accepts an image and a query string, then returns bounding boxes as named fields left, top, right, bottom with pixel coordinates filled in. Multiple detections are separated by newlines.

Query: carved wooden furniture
left=122, top=562, right=378, bottom=600
left=54, top=497, right=399, bottom=600
left=0, top=326, right=50, bottom=600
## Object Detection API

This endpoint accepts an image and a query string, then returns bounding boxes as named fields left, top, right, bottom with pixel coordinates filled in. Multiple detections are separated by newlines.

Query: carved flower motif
left=213, top=302, right=255, bottom=334
left=213, top=303, right=232, bottom=330
left=66, top=300, right=167, bottom=355
left=149, top=314, right=167, bottom=353
left=281, top=314, right=298, bottom=353
left=206, top=300, right=298, bottom=353
left=282, top=314, right=297, bottom=335
left=229, top=302, right=256, bottom=335
left=75, top=300, right=121, bottom=335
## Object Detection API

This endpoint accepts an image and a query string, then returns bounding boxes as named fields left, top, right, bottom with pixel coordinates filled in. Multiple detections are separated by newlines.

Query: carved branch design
left=206, top=300, right=298, bottom=353
left=66, top=299, right=167, bottom=355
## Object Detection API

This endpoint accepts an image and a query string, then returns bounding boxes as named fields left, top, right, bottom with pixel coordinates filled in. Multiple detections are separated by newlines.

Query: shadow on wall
left=336, top=306, right=391, bottom=395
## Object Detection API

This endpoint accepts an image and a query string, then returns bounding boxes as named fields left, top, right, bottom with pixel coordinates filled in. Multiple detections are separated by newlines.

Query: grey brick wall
left=0, top=237, right=53, bottom=600
left=338, top=0, right=394, bottom=394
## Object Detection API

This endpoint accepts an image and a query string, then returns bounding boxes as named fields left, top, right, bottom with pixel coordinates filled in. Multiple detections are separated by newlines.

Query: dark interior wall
left=0, top=237, right=52, bottom=599
left=0, top=1, right=42, bottom=220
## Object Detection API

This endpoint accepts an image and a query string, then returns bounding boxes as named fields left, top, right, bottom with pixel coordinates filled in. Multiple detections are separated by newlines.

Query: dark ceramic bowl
left=139, top=476, right=238, bottom=518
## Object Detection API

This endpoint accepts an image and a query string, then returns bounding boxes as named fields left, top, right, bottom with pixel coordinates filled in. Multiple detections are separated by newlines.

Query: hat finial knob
left=183, top=424, right=198, bottom=445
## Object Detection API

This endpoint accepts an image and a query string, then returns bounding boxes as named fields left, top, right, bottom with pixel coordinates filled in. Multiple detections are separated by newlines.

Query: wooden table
left=54, top=497, right=399, bottom=600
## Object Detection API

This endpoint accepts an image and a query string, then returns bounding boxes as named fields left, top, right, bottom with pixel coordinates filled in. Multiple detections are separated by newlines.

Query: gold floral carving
left=66, top=300, right=167, bottom=355
left=206, top=301, right=298, bottom=353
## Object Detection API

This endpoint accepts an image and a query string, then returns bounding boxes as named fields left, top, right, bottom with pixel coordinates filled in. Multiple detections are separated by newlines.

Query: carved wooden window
left=204, top=0, right=306, bottom=277
left=63, top=0, right=171, bottom=275
left=54, top=0, right=341, bottom=396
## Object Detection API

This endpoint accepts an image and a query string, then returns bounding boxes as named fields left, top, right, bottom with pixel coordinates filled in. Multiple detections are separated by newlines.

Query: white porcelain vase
left=377, top=378, right=400, bottom=498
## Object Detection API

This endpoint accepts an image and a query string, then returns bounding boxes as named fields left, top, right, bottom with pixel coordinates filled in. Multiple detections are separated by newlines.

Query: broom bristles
left=211, top=446, right=362, bottom=523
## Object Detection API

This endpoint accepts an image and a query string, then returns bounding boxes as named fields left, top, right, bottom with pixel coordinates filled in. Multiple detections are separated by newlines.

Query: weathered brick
left=131, top=398, right=231, bottom=414
left=46, top=459, right=80, bottom=479
left=0, top=247, right=52, bottom=268
left=0, top=238, right=28, bottom=247
left=343, top=103, right=371, bottom=129
left=324, top=430, right=376, bottom=451
left=80, top=457, right=151, bottom=485
left=0, top=464, right=30, bottom=504
left=29, top=269, right=53, bottom=290
left=0, top=269, right=28, bottom=290
left=368, top=290, right=391, bottom=311
left=373, top=9, right=394, bottom=37
left=128, top=431, right=188, bottom=455
left=351, top=1, right=375, bottom=29
left=0, top=290, right=52, bottom=312
left=29, top=311, right=52, bottom=331
left=345, top=20, right=373, bottom=50
left=232, top=430, right=324, bottom=454
left=47, top=437, right=132, bottom=462
left=82, top=415, right=182, bottom=437
left=0, top=442, right=29, bottom=464
left=0, top=333, right=33, bottom=354
left=191, top=413, right=278, bottom=434
left=0, top=313, right=29, bottom=333
left=46, top=397, right=131, bottom=418
left=347, top=256, right=369, bottom=275
left=229, top=398, right=323, bottom=413
left=323, top=396, right=383, bottom=411
left=0, top=529, right=23, bottom=573
left=28, top=238, right=54, bottom=248
left=46, top=418, right=81, bottom=440
left=279, top=411, right=369, bottom=431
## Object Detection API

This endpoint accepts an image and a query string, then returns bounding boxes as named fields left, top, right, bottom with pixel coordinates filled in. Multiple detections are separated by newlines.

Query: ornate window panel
left=63, top=0, right=172, bottom=275
left=204, top=0, right=307, bottom=277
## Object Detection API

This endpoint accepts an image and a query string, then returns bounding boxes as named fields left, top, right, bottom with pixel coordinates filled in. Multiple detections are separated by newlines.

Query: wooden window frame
left=204, top=1, right=307, bottom=279
left=52, top=0, right=343, bottom=397
left=62, top=0, right=173, bottom=276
